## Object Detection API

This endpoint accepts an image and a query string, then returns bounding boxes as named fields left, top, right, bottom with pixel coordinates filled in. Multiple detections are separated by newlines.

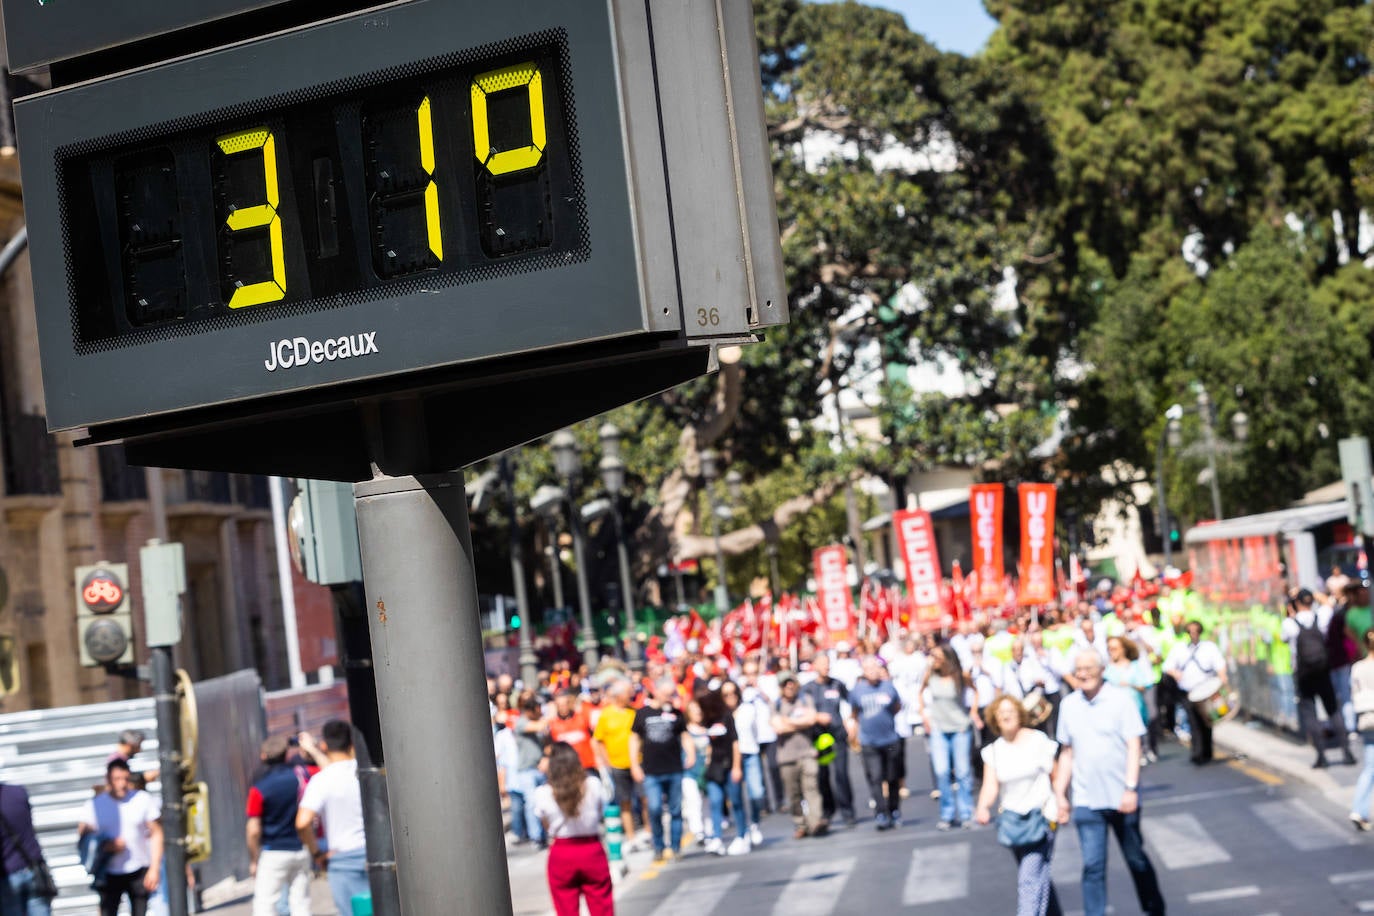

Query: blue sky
left=862, top=0, right=998, bottom=55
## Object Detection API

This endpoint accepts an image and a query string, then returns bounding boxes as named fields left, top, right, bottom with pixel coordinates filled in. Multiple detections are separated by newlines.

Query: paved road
left=615, top=736, right=1374, bottom=916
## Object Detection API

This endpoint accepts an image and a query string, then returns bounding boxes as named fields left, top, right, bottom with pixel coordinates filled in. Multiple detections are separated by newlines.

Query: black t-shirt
left=703, top=718, right=738, bottom=783
left=632, top=704, right=687, bottom=775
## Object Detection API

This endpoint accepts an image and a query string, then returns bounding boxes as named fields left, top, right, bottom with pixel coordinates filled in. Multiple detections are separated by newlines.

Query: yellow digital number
left=471, top=63, right=547, bottom=176
left=215, top=128, right=286, bottom=309
left=417, top=96, right=443, bottom=261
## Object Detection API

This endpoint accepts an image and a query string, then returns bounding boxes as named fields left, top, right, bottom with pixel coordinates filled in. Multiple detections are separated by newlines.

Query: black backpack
left=1295, top=617, right=1330, bottom=675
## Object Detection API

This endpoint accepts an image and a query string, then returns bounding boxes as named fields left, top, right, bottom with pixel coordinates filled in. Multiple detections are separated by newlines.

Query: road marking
left=902, top=842, right=970, bottom=905
left=645, top=874, right=740, bottom=915
left=771, top=857, right=856, bottom=916
left=1186, top=885, right=1260, bottom=903
left=1148, top=784, right=1268, bottom=808
left=1142, top=812, right=1232, bottom=869
left=1254, top=798, right=1356, bottom=850
left=1227, top=758, right=1284, bottom=786
left=1334, top=870, right=1374, bottom=884
left=1358, top=902, right=1374, bottom=913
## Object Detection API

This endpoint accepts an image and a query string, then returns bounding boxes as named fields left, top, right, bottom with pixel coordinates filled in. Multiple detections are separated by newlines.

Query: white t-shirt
left=82, top=790, right=161, bottom=875
left=1163, top=640, right=1226, bottom=693
left=733, top=702, right=761, bottom=755
left=533, top=776, right=604, bottom=839
left=299, top=758, right=366, bottom=854
left=981, top=730, right=1058, bottom=820
left=743, top=688, right=777, bottom=743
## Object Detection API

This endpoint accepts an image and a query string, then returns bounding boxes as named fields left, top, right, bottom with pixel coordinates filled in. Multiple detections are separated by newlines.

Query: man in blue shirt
left=1054, top=650, right=1165, bottom=916
left=246, top=736, right=313, bottom=916
left=848, top=656, right=903, bottom=830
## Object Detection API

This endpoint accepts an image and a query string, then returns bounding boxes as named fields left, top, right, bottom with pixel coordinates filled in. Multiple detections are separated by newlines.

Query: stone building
left=0, top=154, right=314, bottom=710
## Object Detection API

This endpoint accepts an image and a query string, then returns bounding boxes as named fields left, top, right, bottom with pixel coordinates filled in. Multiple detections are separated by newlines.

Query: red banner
left=894, top=509, right=943, bottom=626
left=812, top=545, right=854, bottom=644
left=969, top=484, right=1005, bottom=607
left=1016, top=483, right=1057, bottom=606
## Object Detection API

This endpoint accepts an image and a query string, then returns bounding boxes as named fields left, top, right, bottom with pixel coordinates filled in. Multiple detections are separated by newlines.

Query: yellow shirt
left=592, top=705, right=637, bottom=769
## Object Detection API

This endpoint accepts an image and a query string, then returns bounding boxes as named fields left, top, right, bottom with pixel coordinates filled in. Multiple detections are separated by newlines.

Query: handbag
left=0, top=787, right=59, bottom=898
left=993, top=744, right=1051, bottom=850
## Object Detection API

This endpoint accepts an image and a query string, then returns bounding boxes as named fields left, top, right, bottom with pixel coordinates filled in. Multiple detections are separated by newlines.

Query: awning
left=1183, top=501, right=1348, bottom=545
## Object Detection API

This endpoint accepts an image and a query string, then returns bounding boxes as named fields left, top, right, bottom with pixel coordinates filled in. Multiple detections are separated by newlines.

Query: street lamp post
left=1195, top=386, right=1224, bottom=522
left=551, top=430, right=600, bottom=669
left=598, top=423, right=642, bottom=670
left=700, top=449, right=731, bottom=613
left=499, top=454, right=539, bottom=689
left=1158, top=386, right=1250, bottom=568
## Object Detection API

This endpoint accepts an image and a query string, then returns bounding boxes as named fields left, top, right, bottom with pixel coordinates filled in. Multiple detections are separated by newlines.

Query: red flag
left=894, top=509, right=943, bottom=627
left=1016, top=483, right=1057, bottom=606
left=950, top=559, right=967, bottom=621
left=813, top=545, right=856, bottom=645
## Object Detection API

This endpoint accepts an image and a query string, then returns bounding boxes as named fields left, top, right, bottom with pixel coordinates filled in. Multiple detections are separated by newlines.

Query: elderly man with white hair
left=1053, top=649, right=1165, bottom=916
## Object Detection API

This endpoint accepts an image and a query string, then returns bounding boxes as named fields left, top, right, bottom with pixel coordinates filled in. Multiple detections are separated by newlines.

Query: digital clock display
left=60, top=30, right=586, bottom=347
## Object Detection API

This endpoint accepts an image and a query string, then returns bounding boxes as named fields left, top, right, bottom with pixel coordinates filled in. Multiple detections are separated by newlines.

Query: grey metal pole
left=353, top=728, right=402, bottom=916
left=564, top=480, right=600, bottom=668
left=547, top=537, right=565, bottom=611
left=502, top=456, right=538, bottom=688
left=708, top=493, right=730, bottom=612
left=1197, top=388, right=1224, bottom=521
left=151, top=646, right=188, bottom=916
left=613, top=505, right=641, bottom=669
left=1157, top=423, right=1172, bottom=573
left=353, top=472, right=513, bottom=916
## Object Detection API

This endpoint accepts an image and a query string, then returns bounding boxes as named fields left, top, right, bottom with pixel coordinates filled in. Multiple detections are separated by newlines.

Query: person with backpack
left=1163, top=621, right=1227, bottom=765
left=1282, top=589, right=1355, bottom=768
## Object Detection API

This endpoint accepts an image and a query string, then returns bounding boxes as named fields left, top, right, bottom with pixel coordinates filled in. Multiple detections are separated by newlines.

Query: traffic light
left=75, top=563, right=134, bottom=667
left=1169, top=518, right=1182, bottom=545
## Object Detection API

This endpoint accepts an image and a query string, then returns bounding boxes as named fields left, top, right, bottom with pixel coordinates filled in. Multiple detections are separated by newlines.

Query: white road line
left=1254, top=799, right=1356, bottom=851
left=1332, top=870, right=1374, bottom=884
left=1357, top=902, right=1374, bottom=913
left=1186, top=885, right=1260, bottom=904
left=902, top=841, right=971, bottom=905
left=646, top=873, right=741, bottom=916
left=1142, top=812, right=1232, bottom=869
left=770, top=857, right=856, bottom=916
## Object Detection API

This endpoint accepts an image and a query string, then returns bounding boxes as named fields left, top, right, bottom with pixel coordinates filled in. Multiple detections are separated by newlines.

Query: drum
left=1187, top=676, right=1237, bottom=723
left=1021, top=690, right=1053, bottom=727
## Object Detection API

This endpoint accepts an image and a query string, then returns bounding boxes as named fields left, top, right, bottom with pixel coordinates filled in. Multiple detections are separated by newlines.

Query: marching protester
left=246, top=735, right=312, bottom=916
left=975, top=694, right=1064, bottom=916
left=630, top=678, right=696, bottom=863
left=801, top=654, right=857, bottom=828
left=1054, top=651, right=1166, bottom=916
left=699, top=686, right=751, bottom=855
left=1162, top=621, right=1227, bottom=765
left=722, top=679, right=767, bottom=846
left=772, top=672, right=827, bottom=839
left=1349, top=629, right=1374, bottom=830
left=1283, top=589, right=1356, bottom=768
left=592, top=679, right=645, bottom=851
left=78, top=759, right=163, bottom=916
left=535, top=742, right=615, bottom=916
left=917, top=644, right=980, bottom=830
left=849, top=656, right=904, bottom=830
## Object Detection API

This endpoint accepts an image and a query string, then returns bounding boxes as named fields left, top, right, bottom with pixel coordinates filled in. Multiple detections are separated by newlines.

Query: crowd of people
left=485, top=571, right=1374, bottom=916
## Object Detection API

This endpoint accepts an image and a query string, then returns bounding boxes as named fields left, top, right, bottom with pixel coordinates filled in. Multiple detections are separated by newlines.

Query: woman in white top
left=1348, top=630, right=1374, bottom=830
left=975, top=694, right=1064, bottom=916
left=533, top=743, right=614, bottom=916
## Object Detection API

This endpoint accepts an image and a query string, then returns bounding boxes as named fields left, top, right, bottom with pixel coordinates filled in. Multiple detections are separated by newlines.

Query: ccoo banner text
left=812, top=545, right=854, bottom=644
left=894, top=509, right=943, bottom=627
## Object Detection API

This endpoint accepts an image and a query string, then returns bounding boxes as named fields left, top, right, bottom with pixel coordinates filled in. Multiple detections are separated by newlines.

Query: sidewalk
left=1214, top=717, right=1362, bottom=809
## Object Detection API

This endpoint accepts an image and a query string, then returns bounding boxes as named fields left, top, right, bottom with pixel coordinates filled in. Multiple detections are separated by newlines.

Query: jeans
left=325, top=847, right=370, bottom=916
left=1074, top=807, right=1165, bottom=916
left=741, top=753, right=765, bottom=826
left=705, top=776, right=746, bottom=839
left=515, top=768, right=547, bottom=842
left=0, top=867, right=52, bottom=916
left=861, top=741, right=904, bottom=818
left=641, top=772, right=684, bottom=855
left=1272, top=672, right=1298, bottom=725
left=1011, top=833, right=1062, bottom=916
left=1334, top=665, right=1357, bottom=734
left=1352, top=731, right=1374, bottom=819
left=928, top=729, right=974, bottom=823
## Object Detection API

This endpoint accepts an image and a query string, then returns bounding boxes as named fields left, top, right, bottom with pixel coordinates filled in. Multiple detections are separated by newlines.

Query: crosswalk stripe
left=1142, top=812, right=1232, bottom=869
left=902, top=841, right=971, bottom=905
left=1253, top=799, right=1356, bottom=851
left=770, top=857, right=856, bottom=916
left=1186, top=885, right=1259, bottom=903
left=646, top=873, right=741, bottom=916
left=1333, top=870, right=1374, bottom=884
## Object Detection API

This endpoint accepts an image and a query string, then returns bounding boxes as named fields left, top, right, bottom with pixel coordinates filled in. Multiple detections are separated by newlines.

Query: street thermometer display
left=64, top=39, right=583, bottom=344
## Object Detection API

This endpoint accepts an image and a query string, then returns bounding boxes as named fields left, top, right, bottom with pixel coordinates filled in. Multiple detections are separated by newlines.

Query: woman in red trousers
left=534, top=742, right=616, bottom=916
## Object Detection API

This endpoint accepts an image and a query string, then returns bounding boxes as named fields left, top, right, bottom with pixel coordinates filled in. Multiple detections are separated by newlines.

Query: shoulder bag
left=993, top=744, right=1051, bottom=850
left=0, top=787, right=58, bottom=898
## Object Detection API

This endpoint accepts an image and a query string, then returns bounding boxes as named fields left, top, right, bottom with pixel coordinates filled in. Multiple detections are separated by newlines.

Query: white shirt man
left=296, top=722, right=368, bottom=916
left=79, top=759, right=164, bottom=913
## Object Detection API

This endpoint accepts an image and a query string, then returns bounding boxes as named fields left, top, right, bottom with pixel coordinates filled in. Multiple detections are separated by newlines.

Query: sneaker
left=651, top=849, right=668, bottom=864
left=960, top=820, right=977, bottom=830
left=704, top=837, right=724, bottom=856
left=891, top=811, right=903, bottom=827
left=844, top=816, right=858, bottom=829
left=929, top=789, right=941, bottom=800
left=727, top=836, right=751, bottom=856
left=868, top=798, right=877, bottom=810
left=810, top=820, right=830, bottom=838
left=874, top=813, right=892, bottom=831
left=1314, top=755, right=1330, bottom=769
left=1351, top=813, right=1371, bottom=832
left=749, top=824, right=764, bottom=846
left=937, top=820, right=953, bottom=832
left=661, top=850, right=677, bottom=864
left=1344, top=749, right=1358, bottom=766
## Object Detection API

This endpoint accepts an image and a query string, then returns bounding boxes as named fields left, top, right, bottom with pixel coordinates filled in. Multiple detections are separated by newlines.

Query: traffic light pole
left=353, top=470, right=513, bottom=916
left=151, top=646, right=188, bottom=916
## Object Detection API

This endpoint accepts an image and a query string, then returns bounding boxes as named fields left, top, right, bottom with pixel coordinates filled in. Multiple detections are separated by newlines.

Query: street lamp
left=1156, top=385, right=1250, bottom=568
left=530, top=484, right=566, bottom=613
left=550, top=429, right=599, bottom=668
left=498, top=454, right=539, bottom=689
left=700, top=448, right=731, bottom=612
left=598, top=423, right=642, bottom=669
